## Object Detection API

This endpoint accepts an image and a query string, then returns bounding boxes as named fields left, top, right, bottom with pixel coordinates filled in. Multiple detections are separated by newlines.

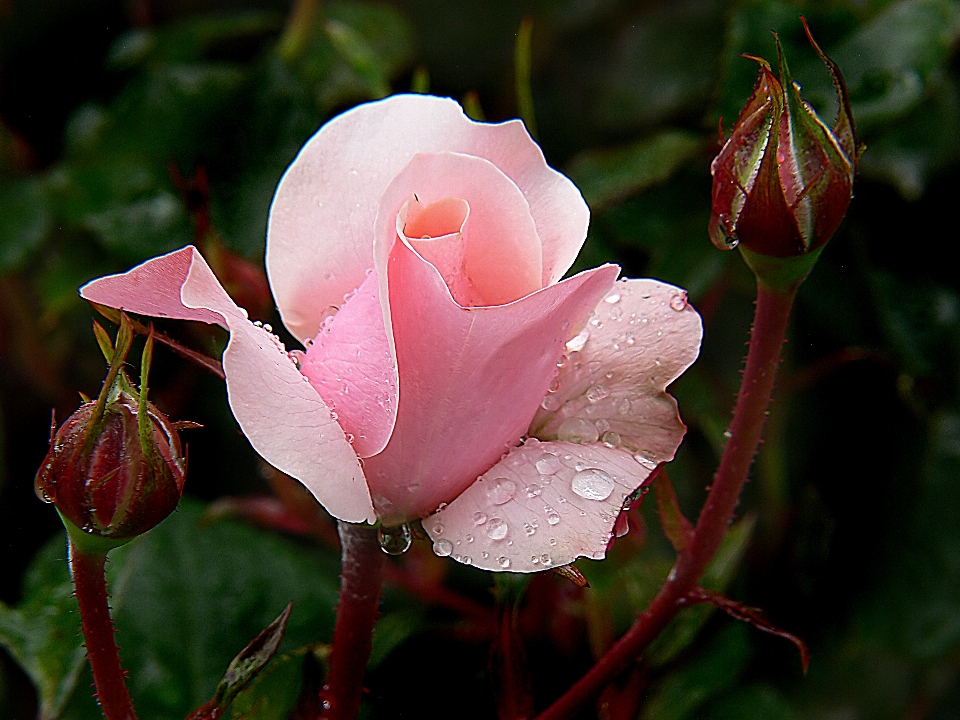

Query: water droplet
left=604, top=293, right=621, bottom=304
left=549, top=538, right=557, bottom=546
left=531, top=555, right=540, bottom=564
left=263, top=323, right=273, bottom=333
left=724, top=429, right=733, bottom=438
left=523, top=523, right=537, bottom=536
left=525, top=483, right=542, bottom=498
left=595, top=418, right=610, bottom=433
left=558, top=417, right=600, bottom=444
left=432, top=523, right=444, bottom=535
left=592, top=550, right=605, bottom=559
left=487, top=478, right=517, bottom=505
left=378, top=524, right=413, bottom=555
left=434, top=538, right=454, bottom=556
left=609, top=306, right=623, bottom=319
left=556, top=355, right=568, bottom=369
left=586, top=385, right=610, bottom=403
left=486, top=517, right=508, bottom=540
left=466, top=534, right=474, bottom=543
left=571, top=468, right=616, bottom=501
left=633, top=453, right=658, bottom=470
left=345, top=433, right=355, bottom=443
left=548, top=378, right=560, bottom=393
left=565, top=328, right=590, bottom=353
left=670, top=292, right=688, bottom=311
left=462, top=555, right=472, bottom=565
left=618, top=398, right=632, bottom=415
left=545, top=508, right=561, bottom=525
left=535, top=453, right=563, bottom=475
left=601, top=431, right=622, bottom=447
left=473, top=512, right=488, bottom=525
left=541, top=395, right=561, bottom=411
left=330, top=410, right=339, bottom=421
left=498, top=556, right=511, bottom=569
left=481, top=551, right=489, bottom=559
left=540, top=554, right=552, bottom=566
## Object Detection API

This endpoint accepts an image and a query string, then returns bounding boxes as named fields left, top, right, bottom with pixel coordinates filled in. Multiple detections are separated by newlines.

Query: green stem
left=319, top=522, right=385, bottom=720
left=69, top=538, right=138, bottom=720
left=536, top=280, right=798, bottom=720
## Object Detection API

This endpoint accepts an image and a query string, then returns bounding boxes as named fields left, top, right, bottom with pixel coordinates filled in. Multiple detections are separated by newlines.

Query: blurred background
left=2, top=0, right=960, bottom=718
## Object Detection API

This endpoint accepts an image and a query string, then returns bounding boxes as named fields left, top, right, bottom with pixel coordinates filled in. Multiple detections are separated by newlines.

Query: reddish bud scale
left=36, top=391, right=185, bottom=542
left=709, top=22, right=858, bottom=259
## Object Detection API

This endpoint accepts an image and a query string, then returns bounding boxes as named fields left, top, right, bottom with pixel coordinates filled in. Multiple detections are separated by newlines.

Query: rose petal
left=393, top=152, right=543, bottom=306
left=79, top=247, right=376, bottom=524
left=361, top=233, right=619, bottom=524
left=267, top=94, right=587, bottom=341
left=424, top=440, right=653, bottom=572
left=299, top=270, right=396, bottom=458
left=530, top=279, right=703, bottom=464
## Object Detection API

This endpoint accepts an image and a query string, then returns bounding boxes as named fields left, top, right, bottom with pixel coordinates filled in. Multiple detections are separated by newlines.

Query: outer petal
left=424, top=440, right=653, bottom=572
left=79, top=247, right=376, bottom=523
left=531, top=279, right=703, bottom=465
left=361, top=234, right=619, bottom=525
left=266, top=94, right=588, bottom=341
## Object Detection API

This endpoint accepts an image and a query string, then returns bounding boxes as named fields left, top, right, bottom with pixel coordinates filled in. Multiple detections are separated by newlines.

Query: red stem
left=319, top=522, right=386, bottom=720
left=69, top=540, right=138, bottom=720
left=536, top=281, right=797, bottom=720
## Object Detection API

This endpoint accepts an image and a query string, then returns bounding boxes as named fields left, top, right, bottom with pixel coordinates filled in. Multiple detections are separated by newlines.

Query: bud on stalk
left=709, top=18, right=859, bottom=284
left=35, top=316, right=186, bottom=548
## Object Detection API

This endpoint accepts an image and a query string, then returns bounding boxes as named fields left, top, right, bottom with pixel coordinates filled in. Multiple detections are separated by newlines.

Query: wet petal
left=424, top=440, right=653, bottom=572
left=299, top=270, right=396, bottom=458
left=361, top=235, right=618, bottom=525
left=267, top=94, right=587, bottom=341
left=80, top=247, right=376, bottom=523
left=530, top=279, right=702, bottom=464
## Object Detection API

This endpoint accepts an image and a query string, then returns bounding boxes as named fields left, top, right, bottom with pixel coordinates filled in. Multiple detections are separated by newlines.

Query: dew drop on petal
left=565, top=328, right=590, bottom=353
left=601, top=431, right=622, bottom=448
left=524, top=523, right=537, bottom=536
left=486, top=517, right=508, bottom=540
left=487, top=478, right=517, bottom=505
left=670, top=292, right=688, bottom=311
left=618, top=398, right=632, bottom=415
left=633, top=453, right=658, bottom=470
left=498, top=556, right=511, bottom=569
left=586, top=385, right=610, bottom=403
left=545, top=508, right=561, bottom=525
left=433, top=538, right=454, bottom=556
left=535, top=453, right=563, bottom=475
left=558, top=417, right=600, bottom=444
left=525, top=483, right=542, bottom=498
left=605, top=293, right=621, bottom=304
left=462, top=556, right=472, bottom=565
left=473, top=512, right=488, bottom=525
left=540, top=554, right=552, bottom=566
left=571, top=468, right=616, bottom=501
left=541, top=395, right=561, bottom=412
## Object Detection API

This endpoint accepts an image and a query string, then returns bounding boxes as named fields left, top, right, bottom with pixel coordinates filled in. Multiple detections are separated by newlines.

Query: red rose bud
left=709, top=19, right=859, bottom=259
left=35, top=320, right=186, bottom=545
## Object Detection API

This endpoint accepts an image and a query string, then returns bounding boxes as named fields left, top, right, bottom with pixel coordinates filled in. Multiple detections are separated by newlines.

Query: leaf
left=0, top=177, right=52, bottom=271
left=640, top=623, right=753, bottom=720
left=186, top=602, right=293, bottom=719
left=703, top=683, right=799, bottom=720
left=55, top=498, right=342, bottom=720
left=654, top=471, right=694, bottom=552
left=0, top=533, right=86, bottom=720
left=227, top=645, right=326, bottom=720
left=566, top=130, right=704, bottom=211
left=647, top=514, right=757, bottom=666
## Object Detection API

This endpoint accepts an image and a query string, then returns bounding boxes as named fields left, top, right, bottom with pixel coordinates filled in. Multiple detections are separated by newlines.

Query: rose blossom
left=80, top=94, right=701, bottom=572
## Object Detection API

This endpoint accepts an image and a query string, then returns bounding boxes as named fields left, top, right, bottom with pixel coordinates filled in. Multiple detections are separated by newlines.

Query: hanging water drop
left=379, top=524, right=413, bottom=555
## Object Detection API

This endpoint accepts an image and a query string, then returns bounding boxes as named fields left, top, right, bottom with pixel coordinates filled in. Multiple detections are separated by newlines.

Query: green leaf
left=703, top=683, right=798, bottom=720
left=0, top=533, right=86, bottom=720
left=640, top=623, right=753, bottom=720
left=0, top=177, right=52, bottom=271
left=53, top=498, right=342, bottom=720
left=227, top=644, right=324, bottom=720
left=647, top=514, right=757, bottom=667
left=566, top=130, right=704, bottom=212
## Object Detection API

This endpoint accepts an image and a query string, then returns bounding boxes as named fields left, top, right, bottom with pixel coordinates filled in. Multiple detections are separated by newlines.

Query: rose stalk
left=537, top=20, right=859, bottom=719
left=35, top=316, right=188, bottom=720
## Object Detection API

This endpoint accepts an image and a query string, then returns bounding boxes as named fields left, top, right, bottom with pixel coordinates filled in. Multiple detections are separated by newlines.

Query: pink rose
left=80, top=94, right=701, bottom=572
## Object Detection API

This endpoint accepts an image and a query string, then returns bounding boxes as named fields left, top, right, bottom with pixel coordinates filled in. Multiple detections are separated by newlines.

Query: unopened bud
left=709, top=19, right=859, bottom=262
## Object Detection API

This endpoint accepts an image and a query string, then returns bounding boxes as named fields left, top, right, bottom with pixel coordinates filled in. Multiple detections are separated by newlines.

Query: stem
left=536, top=280, right=798, bottom=720
left=69, top=539, right=138, bottom=720
left=319, top=521, right=385, bottom=720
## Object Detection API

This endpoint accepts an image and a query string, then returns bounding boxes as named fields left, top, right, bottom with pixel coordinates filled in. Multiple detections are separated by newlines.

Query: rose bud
left=36, top=324, right=186, bottom=546
left=709, top=19, right=859, bottom=262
